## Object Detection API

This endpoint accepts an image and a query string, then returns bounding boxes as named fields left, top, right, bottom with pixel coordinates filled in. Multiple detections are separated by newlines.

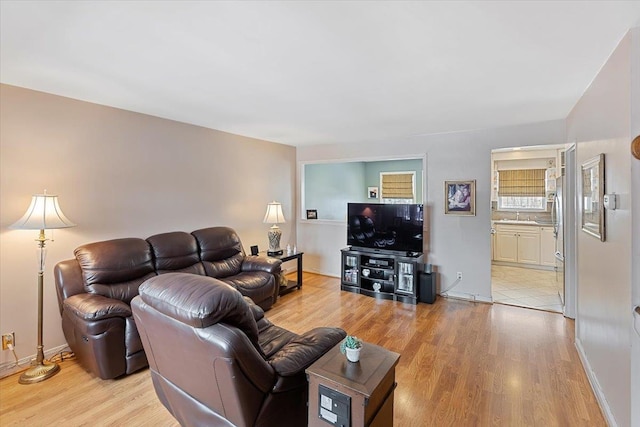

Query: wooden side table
left=261, top=251, right=303, bottom=295
left=306, top=342, right=400, bottom=427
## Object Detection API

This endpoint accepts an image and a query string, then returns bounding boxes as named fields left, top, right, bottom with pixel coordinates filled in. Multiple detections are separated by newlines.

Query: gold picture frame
left=581, top=154, right=605, bottom=241
left=445, top=180, right=476, bottom=216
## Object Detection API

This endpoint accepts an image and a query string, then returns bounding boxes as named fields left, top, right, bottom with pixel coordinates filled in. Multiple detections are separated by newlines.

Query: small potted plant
left=340, top=335, right=363, bottom=362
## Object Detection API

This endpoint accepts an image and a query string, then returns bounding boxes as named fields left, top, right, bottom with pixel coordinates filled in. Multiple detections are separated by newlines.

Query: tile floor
left=491, top=264, right=563, bottom=313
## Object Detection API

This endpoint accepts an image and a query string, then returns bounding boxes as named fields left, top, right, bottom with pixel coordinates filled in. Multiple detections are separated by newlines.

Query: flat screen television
left=347, top=203, right=424, bottom=255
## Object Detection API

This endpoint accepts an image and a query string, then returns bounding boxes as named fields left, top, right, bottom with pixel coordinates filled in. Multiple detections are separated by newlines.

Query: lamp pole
left=19, top=229, right=60, bottom=384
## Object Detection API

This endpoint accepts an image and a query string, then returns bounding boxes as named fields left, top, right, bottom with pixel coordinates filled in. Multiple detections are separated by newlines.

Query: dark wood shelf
left=341, top=248, right=423, bottom=305
left=359, top=288, right=395, bottom=300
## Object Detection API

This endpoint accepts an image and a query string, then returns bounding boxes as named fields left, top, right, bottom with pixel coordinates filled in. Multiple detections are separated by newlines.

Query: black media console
left=341, top=248, right=425, bottom=304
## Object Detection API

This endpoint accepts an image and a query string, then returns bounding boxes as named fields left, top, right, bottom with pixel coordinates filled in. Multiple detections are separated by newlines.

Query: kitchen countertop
left=492, top=219, right=554, bottom=226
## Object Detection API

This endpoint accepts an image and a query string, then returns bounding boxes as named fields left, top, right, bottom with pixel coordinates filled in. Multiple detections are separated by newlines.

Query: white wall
left=0, top=84, right=296, bottom=368
left=297, top=120, right=565, bottom=301
left=304, top=162, right=365, bottom=220
left=566, top=30, right=636, bottom=427
left=631, top=27, right=640, bottom=427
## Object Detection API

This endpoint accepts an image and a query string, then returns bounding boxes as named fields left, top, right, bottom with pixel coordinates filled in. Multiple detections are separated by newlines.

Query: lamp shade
left=10, top=193, right=76, bottom=230
left=263, top=201, right=285, bottom=224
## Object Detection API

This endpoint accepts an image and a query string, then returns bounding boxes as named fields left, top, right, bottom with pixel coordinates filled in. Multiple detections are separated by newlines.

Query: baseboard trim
left=440, top=290, right=493, bottom=304
left=575, top=338, right=617, bottom=427
left=0, top=344, right=71, bottom=379
left=492, top=261, right=555, bottom=271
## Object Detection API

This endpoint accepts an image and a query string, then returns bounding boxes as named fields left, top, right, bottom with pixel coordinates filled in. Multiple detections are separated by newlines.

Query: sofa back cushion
left=74, top=238, right=156, bottom=304
left=138, top=273, right=261, bottom=354
left=146, top=231, right=205, bottom=275
left=192, top=227, right=244, bottom=278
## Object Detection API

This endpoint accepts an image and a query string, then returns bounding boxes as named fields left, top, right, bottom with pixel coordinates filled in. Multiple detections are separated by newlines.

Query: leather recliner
left=131, top=272, right=346, bottom=427
left=54, top=226, right=282, bottom=380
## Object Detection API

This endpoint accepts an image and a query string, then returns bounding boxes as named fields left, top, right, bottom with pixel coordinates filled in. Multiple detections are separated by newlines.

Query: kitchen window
left=497, top=169, right=546, bottom=210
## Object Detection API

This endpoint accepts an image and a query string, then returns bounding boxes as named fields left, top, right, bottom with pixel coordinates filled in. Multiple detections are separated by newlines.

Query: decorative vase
left=345, top=347, right=361, bottom=362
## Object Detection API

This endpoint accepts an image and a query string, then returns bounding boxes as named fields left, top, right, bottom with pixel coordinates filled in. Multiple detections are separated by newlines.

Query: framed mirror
left=581, top=154, right=605, bottom=241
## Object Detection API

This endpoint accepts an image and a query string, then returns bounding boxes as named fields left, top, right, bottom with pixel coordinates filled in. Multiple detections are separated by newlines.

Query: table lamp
left=10, top=191, right=76, bottom=384
left=263, top=201, right=285, bottom=255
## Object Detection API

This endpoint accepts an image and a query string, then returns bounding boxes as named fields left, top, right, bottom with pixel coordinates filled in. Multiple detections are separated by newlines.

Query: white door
left=563, top=145, right=576, bottom=318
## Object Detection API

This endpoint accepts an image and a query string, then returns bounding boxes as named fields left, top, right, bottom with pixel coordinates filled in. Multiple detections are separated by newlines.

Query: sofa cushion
left=75, top=238, right=156, bottom=304
left=147, top=231, right=205, bottom=275
left=220, top=272, right=275, bottom=305
left=192, top=227, right=244, bottom=278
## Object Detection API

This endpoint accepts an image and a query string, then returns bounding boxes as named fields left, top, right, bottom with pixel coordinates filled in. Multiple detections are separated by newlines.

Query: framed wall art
left=445, top=180, right=476, bottom=216
left=368, top=186, right=378, bottom=199
left=306, top=209, right=318, bottom=220
left=581, top=154, right=605, bottom=241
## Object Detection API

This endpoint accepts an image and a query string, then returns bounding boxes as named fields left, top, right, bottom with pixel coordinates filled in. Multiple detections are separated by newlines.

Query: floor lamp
left=10, top=191, right=76, bottom=384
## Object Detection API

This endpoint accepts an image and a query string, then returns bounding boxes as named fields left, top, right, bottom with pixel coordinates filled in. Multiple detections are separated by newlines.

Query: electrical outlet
left=2, top=332, right=15, bottom=350
left=456, top=272, right=463, bottom=280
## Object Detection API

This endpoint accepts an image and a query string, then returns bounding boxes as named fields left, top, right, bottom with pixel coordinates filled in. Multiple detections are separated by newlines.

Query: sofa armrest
left=243, top=296, right=265, bottom=321
left=241, top=256, right=282, bottom=275
left=268, top=327, right=346, bottom=377
left=63, top=293, right=132, bottom=321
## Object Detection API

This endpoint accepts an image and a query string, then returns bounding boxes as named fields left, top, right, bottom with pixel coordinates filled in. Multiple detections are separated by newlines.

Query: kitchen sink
left=495, top=219, right=538, bottom=225
left=493, top=218, right=555, bottom=226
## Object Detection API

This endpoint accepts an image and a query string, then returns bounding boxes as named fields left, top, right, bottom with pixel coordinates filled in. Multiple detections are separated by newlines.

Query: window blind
left=582, top=169, right=593, bottom=197
left=497, top=169, right=545, bottom=197
left=381, top=173, right=414, bottom=199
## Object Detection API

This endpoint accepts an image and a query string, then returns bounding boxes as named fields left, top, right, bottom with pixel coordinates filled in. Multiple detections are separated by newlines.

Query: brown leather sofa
left=132, top=273, right=346, bottom=427
left=54, top=226, right=282, bottom=380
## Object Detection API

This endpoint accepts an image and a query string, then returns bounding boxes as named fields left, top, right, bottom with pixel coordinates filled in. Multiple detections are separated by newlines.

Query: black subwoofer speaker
left=419, top=272, right=436, bottom=304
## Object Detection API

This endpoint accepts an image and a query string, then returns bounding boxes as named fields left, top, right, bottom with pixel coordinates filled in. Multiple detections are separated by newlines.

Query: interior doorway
left=492, top=265, right=562, bottom=312
left=490, top=144, right=574, bottom=315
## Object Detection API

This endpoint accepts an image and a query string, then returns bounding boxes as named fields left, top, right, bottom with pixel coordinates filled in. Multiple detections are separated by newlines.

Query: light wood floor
left=0, top=273, right=604, bottom=426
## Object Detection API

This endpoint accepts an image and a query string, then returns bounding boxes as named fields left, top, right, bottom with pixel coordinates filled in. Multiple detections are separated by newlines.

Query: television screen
left=347, top=203, right=424, bottom=254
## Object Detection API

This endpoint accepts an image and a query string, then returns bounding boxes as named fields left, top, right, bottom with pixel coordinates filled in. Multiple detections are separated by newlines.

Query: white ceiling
left=2, top=1, right=640, bottom=147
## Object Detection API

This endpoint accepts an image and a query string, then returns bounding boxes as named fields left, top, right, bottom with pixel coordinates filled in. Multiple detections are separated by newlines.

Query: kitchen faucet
left=516, top=211, right=520, bottom=221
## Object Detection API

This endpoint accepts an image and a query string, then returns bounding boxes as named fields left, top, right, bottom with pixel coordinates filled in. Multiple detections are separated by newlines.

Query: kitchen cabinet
left=494, top=229, right=518, bottom=263
left=540, top=227, right=556, bottom=267
left=494, top=224, right=540, bottom=265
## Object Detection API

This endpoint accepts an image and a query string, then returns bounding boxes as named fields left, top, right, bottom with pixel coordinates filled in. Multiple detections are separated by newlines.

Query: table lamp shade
left=11, top=194, right=76, bottom=230
left=263, top=201, right=285, bottom=224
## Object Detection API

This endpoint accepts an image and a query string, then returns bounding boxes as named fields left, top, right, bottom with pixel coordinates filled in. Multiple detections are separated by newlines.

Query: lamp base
left=267, top=226, right=283, bottom=255
left=18, top=360, right=60, bottom=384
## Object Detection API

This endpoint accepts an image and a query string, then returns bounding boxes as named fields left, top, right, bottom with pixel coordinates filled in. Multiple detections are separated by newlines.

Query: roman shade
left=381, top=173, right=414, bottom=199
left=497, top=169, right=545, bottom=197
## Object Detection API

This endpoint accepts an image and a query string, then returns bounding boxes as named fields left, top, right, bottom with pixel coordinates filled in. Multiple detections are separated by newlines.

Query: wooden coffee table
left=306, top=342, right=400, bottom=427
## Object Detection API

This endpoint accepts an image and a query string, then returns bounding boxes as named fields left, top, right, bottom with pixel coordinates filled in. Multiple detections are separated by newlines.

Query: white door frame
left=563, top=144, right=577, bottom=319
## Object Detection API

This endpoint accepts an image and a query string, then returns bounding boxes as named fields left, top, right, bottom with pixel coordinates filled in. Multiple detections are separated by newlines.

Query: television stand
left=340, top=248, right=424, bottom=304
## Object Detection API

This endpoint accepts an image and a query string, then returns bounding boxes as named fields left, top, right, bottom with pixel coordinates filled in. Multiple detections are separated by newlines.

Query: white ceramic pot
left=345, top=347, right=361, bottom=362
